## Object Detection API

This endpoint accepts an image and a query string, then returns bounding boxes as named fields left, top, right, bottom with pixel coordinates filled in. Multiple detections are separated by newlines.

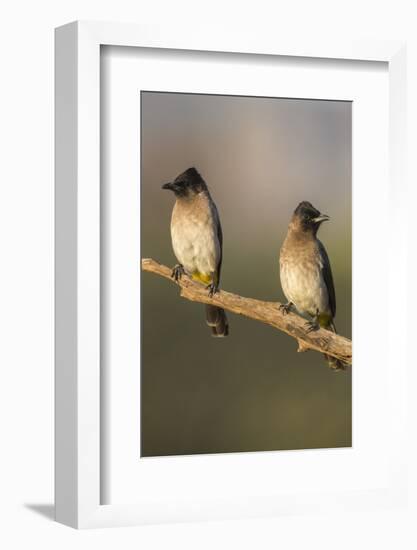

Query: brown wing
left=318, top=240, right=336, bottom=318
left=211, top=200, right=223, bottom=282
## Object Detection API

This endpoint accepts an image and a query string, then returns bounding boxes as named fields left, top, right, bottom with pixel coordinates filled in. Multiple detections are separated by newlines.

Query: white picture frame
left=55, top=21, right=407, bottom=529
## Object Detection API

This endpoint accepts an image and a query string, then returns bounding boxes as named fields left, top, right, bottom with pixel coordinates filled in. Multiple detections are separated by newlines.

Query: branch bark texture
left=142, top=258, right=352, bottom=366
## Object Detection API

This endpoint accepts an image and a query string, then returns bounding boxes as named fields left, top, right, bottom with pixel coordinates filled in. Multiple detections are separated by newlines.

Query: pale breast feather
left=280, top=240, right=331, bottom=318
left=170, top=193, right=221, bottom=276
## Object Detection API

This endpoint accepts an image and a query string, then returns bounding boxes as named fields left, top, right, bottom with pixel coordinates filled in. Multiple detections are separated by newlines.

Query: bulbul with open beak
left=279, top=201, right=345, bottom=370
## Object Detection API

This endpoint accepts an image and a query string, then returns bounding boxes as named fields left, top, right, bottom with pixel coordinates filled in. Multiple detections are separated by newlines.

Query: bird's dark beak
left=162, top=182, right=173, bottom=190
left=313, top=214, right=330, bottom=224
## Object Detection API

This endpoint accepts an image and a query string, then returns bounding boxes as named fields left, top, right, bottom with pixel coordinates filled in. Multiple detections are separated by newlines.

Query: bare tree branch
left=141, top=258, right=352, bottom=366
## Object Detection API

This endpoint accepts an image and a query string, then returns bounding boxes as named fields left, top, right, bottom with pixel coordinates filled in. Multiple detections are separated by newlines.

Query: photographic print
left=141, top=91, right=352, bottom=457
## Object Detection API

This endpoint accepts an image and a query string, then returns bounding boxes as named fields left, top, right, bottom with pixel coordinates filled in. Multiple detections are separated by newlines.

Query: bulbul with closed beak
left=279, top=201, right=345, bottom=370
left=162, top=167, right=229, bottom=337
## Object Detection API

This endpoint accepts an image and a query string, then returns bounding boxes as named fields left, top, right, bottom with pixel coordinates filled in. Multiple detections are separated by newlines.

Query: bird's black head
left=292, top=201, right=330, bottom=234
left=162, top=167, right=208, bottom=198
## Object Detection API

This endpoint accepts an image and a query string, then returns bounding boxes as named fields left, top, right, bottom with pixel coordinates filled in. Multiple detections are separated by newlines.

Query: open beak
left=313, top=214, right=330, bottom=224
left=162, top=182, right=173, bottom=190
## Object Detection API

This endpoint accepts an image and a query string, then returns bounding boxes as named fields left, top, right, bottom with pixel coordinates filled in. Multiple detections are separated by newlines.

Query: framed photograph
left=55, top=22, right=407, bottom=528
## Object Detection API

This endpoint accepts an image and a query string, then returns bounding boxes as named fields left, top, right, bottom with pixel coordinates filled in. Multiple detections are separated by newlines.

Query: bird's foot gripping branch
left=141, top=258, right=352, bottom=366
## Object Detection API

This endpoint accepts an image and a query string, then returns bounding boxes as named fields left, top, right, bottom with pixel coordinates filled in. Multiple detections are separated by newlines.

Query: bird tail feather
left=324, top=322, right=346, bottom=371
left=206, top=305, right=229, bottom=337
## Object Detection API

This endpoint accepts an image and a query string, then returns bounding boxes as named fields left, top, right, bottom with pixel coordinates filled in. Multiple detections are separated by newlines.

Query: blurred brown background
left=140, top=91, right=351, bottom=457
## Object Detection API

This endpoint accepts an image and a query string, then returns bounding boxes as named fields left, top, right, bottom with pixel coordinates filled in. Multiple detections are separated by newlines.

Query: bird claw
left=305, top=320, right=319, bottom=333
left=171, top=264, right=185, bottom=282
left=279, top=302, right=293, bottom=315
left=206, top=282, right=219, bottom=297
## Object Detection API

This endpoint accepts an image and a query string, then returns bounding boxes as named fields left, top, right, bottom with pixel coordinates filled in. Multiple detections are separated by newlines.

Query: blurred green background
left=140, top=91, right=352, bottom=457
